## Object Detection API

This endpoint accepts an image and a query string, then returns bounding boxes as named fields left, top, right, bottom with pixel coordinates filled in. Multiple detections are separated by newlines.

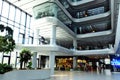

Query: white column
left=32, top=52, right=37, bottom=69
left=34, top=29, right=40, bottom=45
left=73, top=39, right=77, bottom=50
left=45, top=57, right=49, bottom=68
left=73, top=57, right=77, bottom=69
left=39, top=55, right=41, bottom=68
left=49, top=52, right=55, bottom=75
left=50, top=26, right=56, bottom=45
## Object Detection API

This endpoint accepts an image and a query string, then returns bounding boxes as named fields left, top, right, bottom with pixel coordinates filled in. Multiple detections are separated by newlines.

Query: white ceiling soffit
left=15, top=44, right=73, bottom=55
left=32, top=17, right=76, bottom=39
left=67, top=0, right=94, bottom=6
left=7, top=0, right=49, bottom=15
left=74, top=48, right=115, bottom=55
left=77, top=30, right=112, bottom=39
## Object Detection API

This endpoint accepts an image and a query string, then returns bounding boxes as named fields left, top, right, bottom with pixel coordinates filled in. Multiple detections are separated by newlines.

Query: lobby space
left=46, top=71, right=120, bottom=80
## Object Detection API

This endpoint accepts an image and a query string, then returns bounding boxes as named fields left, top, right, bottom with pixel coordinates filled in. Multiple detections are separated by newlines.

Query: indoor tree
left=0, top=24, right=15, bottom=74
left=20, top=48, right=32, bottom=69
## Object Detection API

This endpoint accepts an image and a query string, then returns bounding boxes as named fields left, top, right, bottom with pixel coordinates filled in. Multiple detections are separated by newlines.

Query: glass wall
left=0, top=0, right=34, bottom=44
left=0, top=0, right=34, bottom=67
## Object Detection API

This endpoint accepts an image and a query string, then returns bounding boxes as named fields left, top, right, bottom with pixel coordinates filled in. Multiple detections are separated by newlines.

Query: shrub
left=0, top=63, right=13, bottom=74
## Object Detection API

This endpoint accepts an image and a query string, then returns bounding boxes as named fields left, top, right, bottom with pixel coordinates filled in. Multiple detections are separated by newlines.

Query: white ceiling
left=7, top=0, right=49, bottom=15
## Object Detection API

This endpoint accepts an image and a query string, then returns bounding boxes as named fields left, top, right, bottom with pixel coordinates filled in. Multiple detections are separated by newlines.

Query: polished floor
left=46, top=71, right=120, bottom=80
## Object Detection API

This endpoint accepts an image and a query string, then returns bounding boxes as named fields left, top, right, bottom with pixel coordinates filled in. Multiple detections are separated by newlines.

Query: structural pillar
left=73, top=56, right=77, bottom=69
left=45, top=57, right=49, bottom=68
left=73, top=39, right=77, bottom=50
left=32, top=52, right=37, bottom=69
left=49, top=52, right=55, bottom=75
left=34, top=29, right=40, bottom=45
left=50, top=26, right=56, bottom=45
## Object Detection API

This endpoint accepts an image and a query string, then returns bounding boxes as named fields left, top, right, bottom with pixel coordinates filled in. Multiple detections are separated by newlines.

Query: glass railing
left=69, top=0, right=82, bottom=2
left=33, top=2, right=72, bottom=29
left=77, top=21, right=111, bottom=34
left=33, top=2, right=71, bottom=22
left=71, top=6, right=108, bottom=18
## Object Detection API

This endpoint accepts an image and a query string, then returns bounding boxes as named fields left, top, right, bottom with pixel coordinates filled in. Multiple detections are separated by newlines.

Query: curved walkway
left=46, top=71, right=120, bottom=80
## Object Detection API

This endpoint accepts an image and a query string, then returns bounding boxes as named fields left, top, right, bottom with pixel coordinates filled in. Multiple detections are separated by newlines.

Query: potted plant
left=19, top=48, right=32, bottom=69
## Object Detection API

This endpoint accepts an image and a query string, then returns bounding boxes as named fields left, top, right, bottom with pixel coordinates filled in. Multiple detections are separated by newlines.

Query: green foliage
left=0, top=63, right=13, bottom=74
left=0, top=35, right=15, bottom=53
left=27, top=62, right=32, bottom=69
left=20, top=48, right=32, bottom=69
left=0, top=24, right=15, bottom=54
left=20, top=48, right=32, bottom=63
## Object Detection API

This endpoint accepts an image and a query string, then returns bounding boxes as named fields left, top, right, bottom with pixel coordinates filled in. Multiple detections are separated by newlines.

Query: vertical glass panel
left=0, top=0, right=3, bottom=14
left=20, top=26, right=25, bottom=34
left=13, top=27, right=19, bottom=43
left=19, top=33, right=24, bottom=44
left=0, top=21, right=7, bottom=26
left=10, top=52, right=16, bottom=68
left=25, top=34, right=29, bottom=44
left=2, top=1, right=9, bottom=18
left=8, top=20, right=14, bottom=26
left=0, top=53, right=2, bottom=63
left=1, top=17, right=7, bottom=23
left=3, top=57, right=9, bottom=64
left=21, top=12, right=26, bottom=25
left=15, top=9, right=21, bottom=23
left=9, top=5, right=15, bottom=21
left=26, top=15, right=30, bottom=28
left=16, top=58, right=20, bottom=69
left=7, top=24, right=14, bottom=30
left=29, top=36, right=33, bottom=44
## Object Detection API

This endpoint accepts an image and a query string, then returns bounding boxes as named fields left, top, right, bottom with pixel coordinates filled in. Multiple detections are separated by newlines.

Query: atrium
left=0, top=0, right=120, bottom=80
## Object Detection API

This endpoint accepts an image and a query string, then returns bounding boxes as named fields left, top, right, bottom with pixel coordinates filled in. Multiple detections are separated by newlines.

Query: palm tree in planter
left=20, top=48, right=32, bottom=69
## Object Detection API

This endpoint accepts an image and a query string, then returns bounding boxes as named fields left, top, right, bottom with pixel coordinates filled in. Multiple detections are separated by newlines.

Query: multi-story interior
left=0, top=0, right=120, bottom=75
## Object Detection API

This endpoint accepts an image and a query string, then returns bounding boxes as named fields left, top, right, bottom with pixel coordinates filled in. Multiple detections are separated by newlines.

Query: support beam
left=49, top=52, right=55, bottom=75
left=34, top=29, right=39, bottom=45
left=50, top=26, right=56, bottom=45
left=32, top=52, right=37, bottom=69
left=73, top=56, right=77, bottom=69
left=73, top=39, right=77, bottom=50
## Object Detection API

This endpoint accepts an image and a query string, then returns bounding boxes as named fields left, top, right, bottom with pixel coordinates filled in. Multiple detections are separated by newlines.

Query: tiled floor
left=46, top=71, right=120, bottom=80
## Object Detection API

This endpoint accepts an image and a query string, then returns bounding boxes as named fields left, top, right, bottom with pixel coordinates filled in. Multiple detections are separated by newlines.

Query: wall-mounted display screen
left=111, top=56, right=120, bottom=68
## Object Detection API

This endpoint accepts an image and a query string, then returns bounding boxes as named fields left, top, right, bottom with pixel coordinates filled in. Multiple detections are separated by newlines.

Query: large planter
left=2, top=69, right=50, bottom=80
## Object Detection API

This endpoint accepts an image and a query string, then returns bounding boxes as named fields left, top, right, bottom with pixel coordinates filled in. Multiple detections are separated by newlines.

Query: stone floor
left=46, top=71, right=120, bottom=80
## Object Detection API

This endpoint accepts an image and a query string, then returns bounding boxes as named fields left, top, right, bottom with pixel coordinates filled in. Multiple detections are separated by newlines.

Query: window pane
left=8, top=24, right=14, bottom=30
left=20, top=27, right=25, bottom=34
left=26, top=15, right=30, bottom=28
left=13, top=27, right=19, bottom=43
left=2, top=2, right=9, bottom=18
left=9, top=5, right=15, bottom=21
left=29, top=37, right=33, bottom=44
left=1, top=17, right=7, bottom=23
left=0, top=53, right=2, bottom=63
left=19, top=33, right=24, bottom=44
left=3, top=57, right=9, bottom=64
left=8, top=20, right=14, bottom=25
left=0, top=0, right=3, bottom=14
left=15, top=9, right=21, bottom=23
left=21, top=12, right=26, bottom=25
left=11, top=52, right=16, bottom=67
